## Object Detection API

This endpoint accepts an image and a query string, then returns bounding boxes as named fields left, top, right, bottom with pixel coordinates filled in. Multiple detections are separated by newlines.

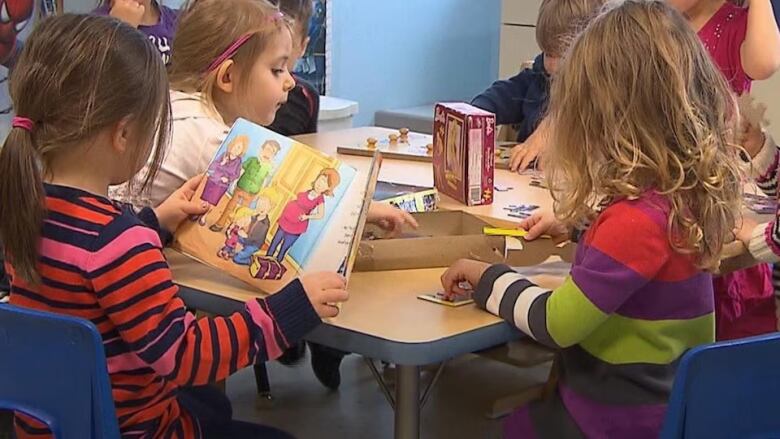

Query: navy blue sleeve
left=135, top=206, right=174, bottom=247
left=471, top=67, right=535, bottom=126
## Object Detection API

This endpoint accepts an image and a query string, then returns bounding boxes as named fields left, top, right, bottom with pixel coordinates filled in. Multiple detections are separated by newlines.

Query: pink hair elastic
left=204, top=11, right=285, bottom=74
left=11, top=116, right=34, bottom=132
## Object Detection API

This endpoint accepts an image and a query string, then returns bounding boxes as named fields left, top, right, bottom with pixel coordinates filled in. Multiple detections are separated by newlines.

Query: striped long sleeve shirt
left=748, top=134, right=780, bottom=274
left=474, top=193, right=714, bottom=438
left=7, top=183, right=322, bottom=438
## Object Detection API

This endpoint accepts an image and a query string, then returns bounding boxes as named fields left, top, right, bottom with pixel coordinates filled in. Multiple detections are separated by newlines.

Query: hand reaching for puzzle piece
left=738, top=94, right=769, bottom=128
left=737, top=94, right=769, bottom=159
left=366, top=202, right=419, bottom=238
left=740, top=121, right=766, bottom=159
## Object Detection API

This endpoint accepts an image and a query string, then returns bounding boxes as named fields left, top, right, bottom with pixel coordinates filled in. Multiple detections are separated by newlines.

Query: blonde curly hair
left=544, top=0, right=744, bottom=270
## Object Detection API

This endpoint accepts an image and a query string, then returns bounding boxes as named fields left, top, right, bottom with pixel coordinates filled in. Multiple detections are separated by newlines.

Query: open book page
left=173, top=118, right=363, bottom=294
left=303, top=153, right=380, bottom=275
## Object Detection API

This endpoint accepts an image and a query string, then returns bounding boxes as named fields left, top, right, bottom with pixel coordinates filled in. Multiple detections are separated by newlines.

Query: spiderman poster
left=0, top=0, right=36, bottom=139
left=293, top=0, right=326, bottom=95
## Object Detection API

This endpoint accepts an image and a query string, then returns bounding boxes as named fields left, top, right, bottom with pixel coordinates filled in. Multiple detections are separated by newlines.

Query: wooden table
left=169, top=127, right=562, bottom=439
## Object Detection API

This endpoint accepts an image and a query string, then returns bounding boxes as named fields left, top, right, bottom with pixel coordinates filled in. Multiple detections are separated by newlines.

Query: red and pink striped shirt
left=7, top=183, right=321, bottom=438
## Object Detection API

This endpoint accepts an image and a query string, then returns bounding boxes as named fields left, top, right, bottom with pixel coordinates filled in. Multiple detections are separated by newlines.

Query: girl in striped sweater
left=442, top=1, right=744, bottom=437
left=0, top=13, right=347, bottom=439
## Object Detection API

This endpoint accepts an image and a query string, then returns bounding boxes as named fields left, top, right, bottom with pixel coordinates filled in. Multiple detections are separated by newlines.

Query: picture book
left=173, top=118, right=381, bottom=294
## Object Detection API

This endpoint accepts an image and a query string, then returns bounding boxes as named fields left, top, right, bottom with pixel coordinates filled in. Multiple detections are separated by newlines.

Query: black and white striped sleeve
left=474, top=264, right=555, bottom=345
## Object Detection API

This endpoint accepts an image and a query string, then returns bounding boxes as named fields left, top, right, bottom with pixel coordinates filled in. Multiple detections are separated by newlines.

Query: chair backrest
left=0, top=304, right=119, bottom=439
left=660, top=332, right=780, bottom=439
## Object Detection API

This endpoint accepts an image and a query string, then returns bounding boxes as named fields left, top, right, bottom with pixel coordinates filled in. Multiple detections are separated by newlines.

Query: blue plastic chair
left=661, top=332, right=780, bottom=439
left=0, top=304, right=120, bottom=438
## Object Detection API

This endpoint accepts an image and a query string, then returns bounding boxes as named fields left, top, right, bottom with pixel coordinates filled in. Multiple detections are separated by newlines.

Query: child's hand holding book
left=154, top=175, right=209, bottom=233
left=300, top=272, right=349, bottom=318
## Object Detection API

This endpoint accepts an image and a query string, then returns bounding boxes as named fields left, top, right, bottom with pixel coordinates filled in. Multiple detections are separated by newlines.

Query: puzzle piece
left=483, top=226, right=528, bottom=238
left=504, top=204, right=539, bottom=219
left=417, top=291, right=474, bottom=307
left=743, top=192, right=775, bottom=214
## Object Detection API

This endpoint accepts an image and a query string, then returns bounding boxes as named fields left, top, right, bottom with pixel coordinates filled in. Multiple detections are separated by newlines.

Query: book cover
left=173, top=118, right=379, bottom=293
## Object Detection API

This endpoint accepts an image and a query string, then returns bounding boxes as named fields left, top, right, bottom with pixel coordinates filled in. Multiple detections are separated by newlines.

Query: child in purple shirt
left=1, top=0, right=178, bottom=70
left=93, top=0, right=178, bottom=64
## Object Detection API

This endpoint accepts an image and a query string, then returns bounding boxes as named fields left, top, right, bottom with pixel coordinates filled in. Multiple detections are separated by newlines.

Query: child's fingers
left=440, top=268, right=461, bottom=294
left=510, top=148, right=526, bottom=172
left=440, top=270, right=452, bottom=293
left=317, top=303, right=340, bottom=318
left=320, top=288, right=349, bottom=304
left=401, top=211, right=419, bottom=229
left=382, top=212, right=417, bottom=238
left=524, top=219, right=548, bottom=241
left=380, top=220, right=400, bottom=238
left=316, top=272, right=347, bottom=289
left=180, top=200, right=210, bottom=216
left=518, top=213, right=541, bottom=231
left=181, top=174, right=205, bottom=194
left=450, top=283, right=468, bottom=296
left=519, top=150, right=537, bottom=171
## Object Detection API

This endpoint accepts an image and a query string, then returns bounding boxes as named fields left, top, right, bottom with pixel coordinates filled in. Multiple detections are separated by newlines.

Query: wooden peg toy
left=399, top=128, right=410, bottom=142
left=366, top=137, right=378, bottom=149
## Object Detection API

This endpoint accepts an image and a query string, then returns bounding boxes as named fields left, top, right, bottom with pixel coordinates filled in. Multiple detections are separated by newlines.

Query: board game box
left=432, top=103, right=495, bottom=206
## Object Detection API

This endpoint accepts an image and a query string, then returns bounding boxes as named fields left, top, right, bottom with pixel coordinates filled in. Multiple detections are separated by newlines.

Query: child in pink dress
left=267, top=168, right=340, bottom=263
left=670, top=0, right=780, bottom=339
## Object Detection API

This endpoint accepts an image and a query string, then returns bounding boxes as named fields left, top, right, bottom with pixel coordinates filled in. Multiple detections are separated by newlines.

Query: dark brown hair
left=270, top=0, right=313, bottom=42
left=0, top=14, right=170, bottom=283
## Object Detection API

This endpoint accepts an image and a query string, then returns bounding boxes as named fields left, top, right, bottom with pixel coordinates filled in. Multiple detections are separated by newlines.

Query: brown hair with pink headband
left=168, top=0, right=291, bottom=111
left=0, top=14, right=170, bottom=283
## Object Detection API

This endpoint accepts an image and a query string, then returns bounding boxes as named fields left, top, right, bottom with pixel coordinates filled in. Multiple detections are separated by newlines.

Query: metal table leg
left=394, top=364, right=420, bottom=439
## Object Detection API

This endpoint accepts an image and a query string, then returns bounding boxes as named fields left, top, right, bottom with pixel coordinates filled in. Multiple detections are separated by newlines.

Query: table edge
left=178, top=285, right=522, bottom=365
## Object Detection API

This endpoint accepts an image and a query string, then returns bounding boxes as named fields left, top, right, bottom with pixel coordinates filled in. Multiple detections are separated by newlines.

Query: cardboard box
left=433, top=103, right=496, bottom=206
left=355, top=211, right=573, bottom=272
